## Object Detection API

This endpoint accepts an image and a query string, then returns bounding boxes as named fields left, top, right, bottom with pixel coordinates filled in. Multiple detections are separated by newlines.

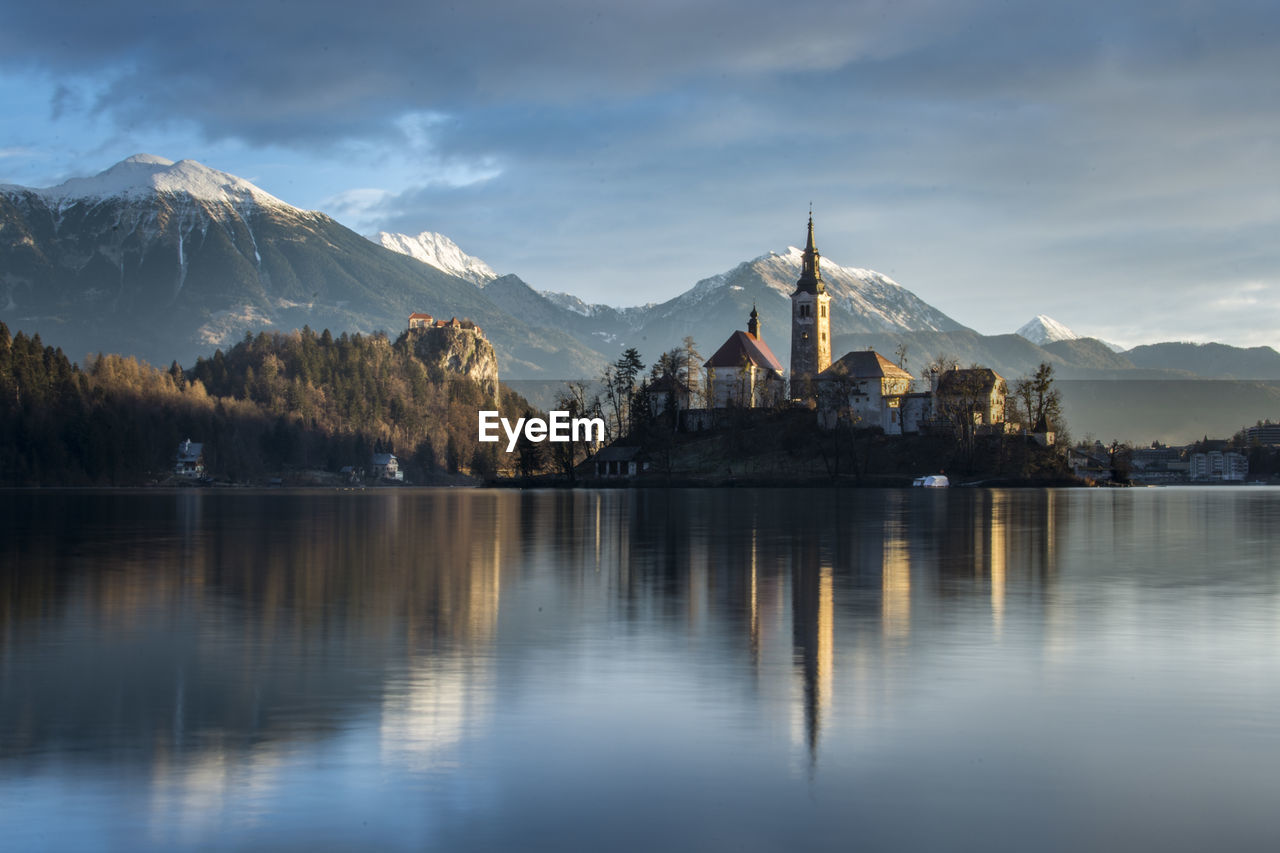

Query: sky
left=2, top=0, right=1277, bottom=348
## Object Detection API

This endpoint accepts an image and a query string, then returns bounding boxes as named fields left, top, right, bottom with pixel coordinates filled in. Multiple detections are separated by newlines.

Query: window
left=820, top=305, right=826, bottom=318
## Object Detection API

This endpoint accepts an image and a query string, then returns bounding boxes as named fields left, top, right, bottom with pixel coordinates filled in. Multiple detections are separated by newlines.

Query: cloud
left=2, top=0, right=1278, bottom=345
left=0, top=0, right=953, bottom=144
left=321, top=188, right=396, bottom=231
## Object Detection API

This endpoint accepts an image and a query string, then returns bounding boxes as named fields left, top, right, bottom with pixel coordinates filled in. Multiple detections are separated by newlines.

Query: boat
left=912, top=474, right=949, bottom=488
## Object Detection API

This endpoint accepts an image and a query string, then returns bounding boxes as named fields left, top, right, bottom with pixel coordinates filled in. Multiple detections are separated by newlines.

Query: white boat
left=912, top=474, right=949, bottom=488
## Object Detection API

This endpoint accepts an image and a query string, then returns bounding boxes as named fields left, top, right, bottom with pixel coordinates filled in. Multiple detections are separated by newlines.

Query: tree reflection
left=0, top=487, right=1072, bottom=781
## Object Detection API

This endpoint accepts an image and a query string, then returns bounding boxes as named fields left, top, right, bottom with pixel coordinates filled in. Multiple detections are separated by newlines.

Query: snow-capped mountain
left=1015, top=314, right=1081, bottom=345
left=0, top=155, right=602, bottom=375
left=601, top=245, right=968, bottom=363
left=1015, top=314, right=1126, bottom=352
left=706, top=246, right=961, bottom=333
left=376, top=228, right=967, bottom=366
left=0, top=154, right=292, bottom=209
left=369, top=231, right=497, bottom=287
left=25, top=154, right=1276, bottom=383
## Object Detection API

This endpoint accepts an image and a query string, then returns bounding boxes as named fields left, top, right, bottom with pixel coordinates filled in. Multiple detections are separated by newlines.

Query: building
left=817, top=351, right=916, bottom=433
left=645, top=373, right=692, bottom=417
left=174, top=439, right=205, bottom=478
left=1068, top=446, right=1112, bottom=482
left=1244, top=422, right=1280, bottom=445
left=408, top=312, right=434, bottom=329
left=789, top=213, right=832, bottom=402
left=706, top=307, right=786, bottom=409
left=931, top=367, right=1007, bottom=429
left=1129, top=443, right=1189, bottom=484
left=1190, top=450, right=1248, bottom=482
left=590, top=445, right=645, bottom=478
left=371, top=453, right=403, bottom=482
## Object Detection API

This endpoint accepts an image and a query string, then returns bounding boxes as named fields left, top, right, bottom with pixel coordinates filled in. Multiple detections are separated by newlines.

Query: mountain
left=377, top=237, right=969, bottom=367
left=620, top=247, right=968, bottom=359
left=0, top=155, right=602, bottom=376
left=1016, top=314, right=1126, bottom=352
left=9, top=155, right=1275, bottom=391
left=1016, top=314, right=1080, bottom=345
left=1039, top=338, right=1136, bottom=371
left=1123, top=342, right=1280, bottom=379
left=368, top=231, right=497, bottom=286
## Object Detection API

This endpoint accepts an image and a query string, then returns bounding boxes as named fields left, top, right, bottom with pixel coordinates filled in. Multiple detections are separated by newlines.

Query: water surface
left=1, top=487, right=1278, bottom=851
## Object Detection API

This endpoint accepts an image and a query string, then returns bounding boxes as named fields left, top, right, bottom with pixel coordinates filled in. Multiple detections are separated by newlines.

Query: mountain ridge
left=4, top=155, right=1277, bottom=386
left=0, top=156, right=602, bottom=377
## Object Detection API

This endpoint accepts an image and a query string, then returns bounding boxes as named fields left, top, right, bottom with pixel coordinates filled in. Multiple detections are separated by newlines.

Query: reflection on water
left=2, top=487, right=1279, bottom=850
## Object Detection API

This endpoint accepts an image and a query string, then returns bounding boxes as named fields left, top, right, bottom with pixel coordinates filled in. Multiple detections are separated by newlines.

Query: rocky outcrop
left=403, top=322, right=500, bottom=403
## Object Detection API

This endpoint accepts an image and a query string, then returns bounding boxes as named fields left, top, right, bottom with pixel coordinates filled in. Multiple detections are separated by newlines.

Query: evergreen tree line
left=0, top=323, right=531, bottom=485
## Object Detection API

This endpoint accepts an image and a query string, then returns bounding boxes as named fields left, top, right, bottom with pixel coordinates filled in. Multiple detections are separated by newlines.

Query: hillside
left=0, top=321, right=531, bottom=485
left=1058, top=379, right=1280, bottom=445
left=0, top=156, right=602, bottom=378
left=1124, top=342, right=1280, bottom=379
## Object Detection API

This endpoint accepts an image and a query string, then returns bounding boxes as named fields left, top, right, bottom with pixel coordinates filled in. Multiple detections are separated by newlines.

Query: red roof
left=409, top=312, right=433, bottom=320
left=706, top=331, right=784, bottom=373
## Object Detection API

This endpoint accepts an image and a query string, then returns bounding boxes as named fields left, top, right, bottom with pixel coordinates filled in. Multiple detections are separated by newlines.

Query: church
left=702, top=213, right=1007, bottom=434
left=704, top=213, right=827, bottom=411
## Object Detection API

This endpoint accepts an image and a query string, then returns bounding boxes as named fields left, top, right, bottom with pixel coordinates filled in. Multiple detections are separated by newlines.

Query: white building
left=371, top=453, right=404, bottom=482
left=817, top=351, right=915, bottom=433
left=705, top=307, right=786, bottom=409
left=1190, top=451, right=1248, bottom=481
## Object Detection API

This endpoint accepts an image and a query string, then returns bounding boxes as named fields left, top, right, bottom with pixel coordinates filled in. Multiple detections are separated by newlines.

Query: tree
left=932, top=367, right=987, bottom=464
left=550, top=381, right=600, bottom=482
left=603, top=348, right=645, bottom=438
left=1107, top=440, right=1132, bottom=485
left=682, top=336, right=704, bottom=408
left=1011, top=362, right=1062, bottom=431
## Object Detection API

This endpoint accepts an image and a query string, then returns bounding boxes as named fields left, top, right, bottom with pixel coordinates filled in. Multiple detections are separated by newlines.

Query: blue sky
left=2, top=0, right=1277, bottom=348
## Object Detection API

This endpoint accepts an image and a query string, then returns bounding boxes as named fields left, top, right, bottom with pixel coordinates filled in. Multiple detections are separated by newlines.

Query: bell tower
left=790, top=211, right=832, bottom=400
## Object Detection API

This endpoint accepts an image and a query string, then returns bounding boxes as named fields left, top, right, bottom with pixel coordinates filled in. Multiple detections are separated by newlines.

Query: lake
left=1, top=487, right=1278, bottom=851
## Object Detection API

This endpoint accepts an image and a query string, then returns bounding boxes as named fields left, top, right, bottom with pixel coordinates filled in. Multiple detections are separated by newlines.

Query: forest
left=0, top=323, right=532, bottom=485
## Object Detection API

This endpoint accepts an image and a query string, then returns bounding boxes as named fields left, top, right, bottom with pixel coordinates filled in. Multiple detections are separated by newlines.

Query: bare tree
left=550, top=381, right=600, bottom=482
left=1011, top=362, right=1063, bottom=432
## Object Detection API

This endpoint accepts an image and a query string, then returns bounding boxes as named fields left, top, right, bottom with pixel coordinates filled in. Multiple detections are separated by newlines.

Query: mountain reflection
left=0, top=488, right=1070, bottom=785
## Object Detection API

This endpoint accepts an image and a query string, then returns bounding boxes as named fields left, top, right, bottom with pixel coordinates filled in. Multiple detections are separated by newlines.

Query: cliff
left=402, top=323, right=500, bottom=403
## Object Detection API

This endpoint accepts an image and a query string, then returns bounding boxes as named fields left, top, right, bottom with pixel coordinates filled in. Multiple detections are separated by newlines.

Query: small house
left=175, top=438, right=205, bottom=478
left=645, top=373, right=693, bottom=417
left=371, top=453, right=403, bottom=482
left=408, top=312, right=435, bottom=329
left=590, top=446, right=645, bottom=478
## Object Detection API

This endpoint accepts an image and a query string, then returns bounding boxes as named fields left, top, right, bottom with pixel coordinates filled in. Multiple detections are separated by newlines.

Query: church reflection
left=0, top=486, right=1069, bottom=809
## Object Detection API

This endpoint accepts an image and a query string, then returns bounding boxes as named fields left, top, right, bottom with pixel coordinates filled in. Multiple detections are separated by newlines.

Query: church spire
left=794, top=208, right=825, bottom=294
left=747, top=304, right=761, bottom=338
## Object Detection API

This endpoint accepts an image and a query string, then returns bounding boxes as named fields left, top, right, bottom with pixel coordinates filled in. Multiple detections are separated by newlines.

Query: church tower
left=790, top=212, right=832, bottom=400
